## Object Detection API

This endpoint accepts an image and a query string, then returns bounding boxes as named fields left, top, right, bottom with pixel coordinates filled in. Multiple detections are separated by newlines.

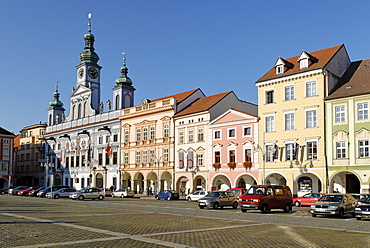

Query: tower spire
left=78, top=13, right=99, bottom=65
left=115, top=51, right=134, bottom=87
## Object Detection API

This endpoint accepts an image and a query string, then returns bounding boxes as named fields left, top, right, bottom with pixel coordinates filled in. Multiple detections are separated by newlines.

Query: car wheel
left=213, top=202, right=219, bottom=209
left=78, top=195, right=84, bottom=201
left=121, top=194, right=125, bottom=198
left=98, top=195, right=104, bottom=201
left=167, top=196, right=171, bottom=201
left=232, top=202, right=238, bottom=209
left=311, top=214, right=317, bottom=217
left=199, top=206, right=205, bottom=209
left=111, top=194, right=115, bottom=198
left=294, top=201, right=301, bottom=207
left=0, top=191, right=4, bottom=195
left=155, top=196, right=160, bottom=200
left=187, top=197, right=192, bottom=202
left=241, top=208, right=248, bottom=212
left=338, top=208, right=344, bottom=218
left=283, top=204, right=290, bottom=213
left=357, top=217, right=362, bottom=220
left=261, top=204, right=268, bottom=214
left=54, top=194, right=60, bottom=199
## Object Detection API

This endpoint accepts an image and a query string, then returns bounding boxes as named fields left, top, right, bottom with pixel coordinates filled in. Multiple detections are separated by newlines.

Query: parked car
left=111, top=189, right=135, bottom=198
left=293, top=192, right=325, bottom=207
left=69, top=187, right=105, bottom=201
left=239, top=185, right=293, bottom=213
left=37, top=185, right=70, bottom=197
left=10, top=186, right=29, bottom=195
left=350, top=194, right=370, bottom=205
left=186, top=190, right=208, bottom=202
left=227, top=188, right=247, bottom=200
left=155, top=190, right=179, bottom=200
left=0, top=186, right=15, bottom=195
left=28, top=187, right=45, bottom=197
left=310, top=193, right=357, bottom=218
left=197, top=191, right=238, bottom=209
left=46, top=188, right=78, bottom=199
left=17, top=187, right=40, bottom=196
left=354, top=197, right=370, bottom=220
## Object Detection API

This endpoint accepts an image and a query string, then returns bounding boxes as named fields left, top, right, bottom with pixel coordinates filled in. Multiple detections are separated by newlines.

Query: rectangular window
left=106, top=136, right=110, bottom=143
left=71, top=156, right=75, bottom=167
left=188, top=130, right=194, bottom=143
left=164, top=123, right=169, bottom=138
left=229, top=150, right=235, bottom=163
left=285, top=86, right=294, bottom=101
left=163, top=148, right=169, bottom=162
left=81, top=155, right=86, bottom=166
left=285, top=113, right=295, bottom=130
left=266, top=116, right=275, bottom=132
left=306, top=81, right=317, bottom=97
left=214, top=131, right=221, bottom=139
left=3, top=148, right=9, bottom=156
left=244, top=149, right=252, bottom=162
left=359, top=140, right=370, bottom=158
left=265, top=145, right=275, bottom=162
left=136, top=151, right=141, bottom=164
left=143, top=151, right=148, bottom=163
left=197, top=153, right=204, bottom=167
left=285, top=143, right=294, bottom=161
left=179, top=131, right=184, bottom=144
left=335, top=106, right=346, bottom=123
left=143, top=127, right=148, bottom=141
left=307, top=141, right=318, bottom=160
left=228, top=129, right=235, bottom=138
left=336, top=142, right=346, bottom=159
left=265, top=90, right=274, bottom=104
left=214, top=151, right=220, bottom=164
left=244, top=127, right=251, bottom=136
left=306, top=110, right=317, bottom=128
left=76, top=155, right=80, bottom=167
left=113, top=134, right=118, bottom=142
left=112, top=152, right=118, bottom=164
left=124, top=131, right=129, bottom=143
left=150, top=126, right=155, bottom=140
left=98, top=153, right=103, bottom=165
left=136, top=128, right=141, bottom=141
left=98, top=136, right=103, bottom=144
left=150, top=150, right=155, bottom=163
left=197, top=128, right=204, bottom=142
left=66, top=157, right=69, bottom=168
left=81, top=178, right=85, bottom=189
left=358, top=103, right=369, bottom=120
left=124, top=152, right=129, bottom=164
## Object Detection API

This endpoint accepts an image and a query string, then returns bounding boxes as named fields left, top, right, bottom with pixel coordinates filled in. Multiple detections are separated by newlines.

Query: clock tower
left=69, top=13, right=102, bottom=119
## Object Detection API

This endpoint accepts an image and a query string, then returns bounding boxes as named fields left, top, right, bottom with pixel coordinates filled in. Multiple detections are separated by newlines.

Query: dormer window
left=274, top=57, right=286, bottom=75
left=298, top=51, right=312, bottom=70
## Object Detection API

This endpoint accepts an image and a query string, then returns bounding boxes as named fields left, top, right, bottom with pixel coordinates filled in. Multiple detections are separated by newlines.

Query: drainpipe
left=323, top=69, right=329, bottom=193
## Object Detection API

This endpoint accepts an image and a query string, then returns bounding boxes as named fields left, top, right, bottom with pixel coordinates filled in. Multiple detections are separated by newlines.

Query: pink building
left=208, top=109, right=259, bottom=191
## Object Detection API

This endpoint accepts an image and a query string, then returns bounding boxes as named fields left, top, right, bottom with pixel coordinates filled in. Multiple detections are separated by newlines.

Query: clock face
left=88, top=68, right=98, bottom=79
left=78, top=68, right=84, bottom=79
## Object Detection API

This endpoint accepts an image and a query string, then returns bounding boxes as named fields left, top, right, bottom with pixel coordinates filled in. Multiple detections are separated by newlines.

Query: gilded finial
left=88, top=13, right=92, bottom=33
left=122, top=51, right=126, bottom=66
left=56, top=81, right=60, bottom=92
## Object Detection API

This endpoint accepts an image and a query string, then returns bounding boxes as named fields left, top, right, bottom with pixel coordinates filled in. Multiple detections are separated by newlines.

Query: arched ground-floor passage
left=235, top=174, right=257, bottom=189
left=121, top=172, right=132, bottom=190
left=161, top=171, right=173, bottom=192
left=330, top=171, right=361, bottom=194
left=0, top=177, right=9, bottom=188
left=210, top=174, right=231, bottom=191
left=133, top=172, right=144, bottom=194
left=264, top=172, right=287, bottom=186
left=176, top=175, right=206, bottom=195
left=293, top=173, right=322, bottom=197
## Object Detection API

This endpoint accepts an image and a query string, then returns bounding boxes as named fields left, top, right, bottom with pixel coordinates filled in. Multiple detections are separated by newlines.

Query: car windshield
left=207, top=192, right=221, bottom=197
left=78, top=189, right=89, bottom=193
left=229, top=190, right=241, bottom=195
left=245, top=187, right=266, bottom=195
left=319, top=195, right=343, bottom=202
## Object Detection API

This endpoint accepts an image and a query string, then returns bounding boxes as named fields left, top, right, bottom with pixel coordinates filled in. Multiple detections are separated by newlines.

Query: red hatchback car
left=293, top=192, right=325, bottom=207
left=28, top=187, right=45, bottom=197
left=17, top=187, right=40, bottom=196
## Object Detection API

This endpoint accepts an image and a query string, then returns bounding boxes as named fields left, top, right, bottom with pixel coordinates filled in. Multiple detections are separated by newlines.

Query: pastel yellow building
left=255, top=45, right=350, bottom=196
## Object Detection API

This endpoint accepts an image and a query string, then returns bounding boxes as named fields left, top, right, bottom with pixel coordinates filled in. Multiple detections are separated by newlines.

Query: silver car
left=111, top=189, right=135, bottom=198
left=310, top=193, right=357, bottom=218
left=46, top=188, right=77, bottom=199
left=186, top=191, right=208, bottom=202
left=69, top=188, right=105, bottom=201
left=197, top=191, right=238, bottom=209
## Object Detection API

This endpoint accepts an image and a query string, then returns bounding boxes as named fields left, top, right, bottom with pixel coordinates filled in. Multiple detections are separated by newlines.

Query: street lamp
left=41, top=158, right=54, bottom=191
left=152, top=155, right=163, bottom=194
left=252, top=142, right=277, bottom=185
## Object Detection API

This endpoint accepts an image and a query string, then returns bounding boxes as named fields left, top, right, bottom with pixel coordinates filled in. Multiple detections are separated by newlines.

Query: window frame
left=284, top=85, right=295, bottom=101
left=306, top=81, right=317, bottom=97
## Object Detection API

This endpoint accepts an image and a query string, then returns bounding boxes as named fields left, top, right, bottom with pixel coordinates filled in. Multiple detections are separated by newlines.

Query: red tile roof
left=151, top=88, right=202, bottom=104
left=174, top=91, right=232, bottom=117
left=326, top=59, right=370, bottom=100
left=257, top=44, right=344, bottom=82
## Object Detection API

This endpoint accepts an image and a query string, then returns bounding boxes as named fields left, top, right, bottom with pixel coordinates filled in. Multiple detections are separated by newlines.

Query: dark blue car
left=155, top=190, right=179, bottom=200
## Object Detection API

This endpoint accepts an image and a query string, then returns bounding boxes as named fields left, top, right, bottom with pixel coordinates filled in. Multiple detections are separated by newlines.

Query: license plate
left=199, top=203, right=205, bottom=205
left=243, top=204, right=251, bottom=207
left=316, top=208, right=326, bottom=212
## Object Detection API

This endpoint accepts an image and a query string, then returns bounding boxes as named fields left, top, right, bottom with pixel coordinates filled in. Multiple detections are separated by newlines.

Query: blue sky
left=1, top=1, right=370, bottom=133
